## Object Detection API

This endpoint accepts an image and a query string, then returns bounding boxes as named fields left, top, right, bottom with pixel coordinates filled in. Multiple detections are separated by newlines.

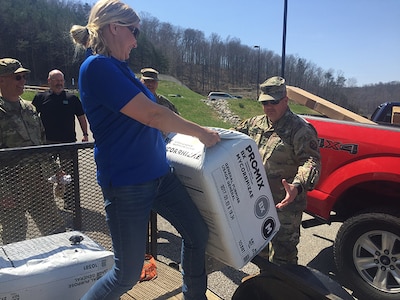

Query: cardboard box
left=166, top=128, right=280, bottom=269
left=0, top=231, right=114, bottom=300
left=286, top=85, right=376, bottom=124
left=392, top=107, right=400, bottom=124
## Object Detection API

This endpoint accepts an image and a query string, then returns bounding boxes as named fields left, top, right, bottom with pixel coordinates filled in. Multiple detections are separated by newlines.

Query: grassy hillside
left=158, top=80, right=318, bottom=126
left=23, top=79, right=316, bottom=128
left=156, top=81, right=229, bottom=127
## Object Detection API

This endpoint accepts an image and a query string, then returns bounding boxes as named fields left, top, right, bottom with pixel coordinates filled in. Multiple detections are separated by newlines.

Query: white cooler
left=0, top=231, right=114, bottom=300
left=166, top=128, right=280, bottom=269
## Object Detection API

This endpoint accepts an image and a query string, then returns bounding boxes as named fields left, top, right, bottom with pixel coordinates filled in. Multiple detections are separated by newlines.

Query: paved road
left=156, top=213, right=353, bottom=300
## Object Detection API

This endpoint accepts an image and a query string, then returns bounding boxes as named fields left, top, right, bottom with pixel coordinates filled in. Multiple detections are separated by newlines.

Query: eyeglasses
left=261, top=99, right=281, bottom=105
left=128, top=26, right=140, bottom=39
left=14, top=74, right=28, bottom=81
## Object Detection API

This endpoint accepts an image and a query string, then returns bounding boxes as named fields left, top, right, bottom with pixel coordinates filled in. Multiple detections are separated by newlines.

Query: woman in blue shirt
left=70, top=1, right=220, bottom=299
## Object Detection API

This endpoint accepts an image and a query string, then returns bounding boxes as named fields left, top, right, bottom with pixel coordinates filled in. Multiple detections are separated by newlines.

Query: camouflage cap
left=141, top=67, right=159, bottom=81
left=0, top=58, right=31, bottom=76
left=258, top=76, right=286, bottom=101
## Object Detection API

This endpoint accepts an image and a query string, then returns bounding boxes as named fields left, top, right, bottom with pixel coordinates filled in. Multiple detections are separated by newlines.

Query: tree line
left=0, top=0, right=398, bottom=117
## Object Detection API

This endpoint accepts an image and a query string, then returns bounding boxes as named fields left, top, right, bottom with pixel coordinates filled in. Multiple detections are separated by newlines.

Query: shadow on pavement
left=307, top=245, right=356, bottom=299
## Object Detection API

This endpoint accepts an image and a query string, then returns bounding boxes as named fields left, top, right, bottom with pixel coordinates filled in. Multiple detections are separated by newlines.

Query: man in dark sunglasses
left=0, top=58, right=36, bottom=147
left=0, top=58, right=65, bottom=244
left=234, top=76, right=321, bottom=278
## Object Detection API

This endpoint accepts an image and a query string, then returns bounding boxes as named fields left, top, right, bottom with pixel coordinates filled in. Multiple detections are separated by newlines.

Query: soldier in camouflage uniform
left=0, top=58, right=65, bottom=244
left=140, top=68, right=179, bottom=114
left=234, top=76, right=321, bottom=271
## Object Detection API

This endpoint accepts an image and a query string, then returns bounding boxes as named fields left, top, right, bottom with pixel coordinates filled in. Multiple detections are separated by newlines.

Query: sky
left=120, top=0, right=400, bottom=87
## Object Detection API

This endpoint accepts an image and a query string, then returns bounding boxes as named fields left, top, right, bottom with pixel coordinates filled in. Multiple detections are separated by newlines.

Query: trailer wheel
left=334, top=211, right=400, bottom=300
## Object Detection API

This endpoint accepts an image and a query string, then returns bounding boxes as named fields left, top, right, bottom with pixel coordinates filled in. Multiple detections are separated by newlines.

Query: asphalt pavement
left=156, top=213, right=354, bottom=300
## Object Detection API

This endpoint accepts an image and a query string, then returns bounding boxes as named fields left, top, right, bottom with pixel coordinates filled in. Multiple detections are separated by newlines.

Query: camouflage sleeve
left=232, top=117, right=253, bottom=134
left=157, top=95, right=179, bottom=115
left=292, top=124, right=321, bottom=192
left=28, top=100, right=46, bottom=144
left=31, top=94, right=40, bottom=111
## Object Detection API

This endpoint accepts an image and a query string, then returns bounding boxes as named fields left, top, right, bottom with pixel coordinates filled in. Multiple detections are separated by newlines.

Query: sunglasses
left=128, top=26, right=140, bottom=39
left=261, top=99, right=281, bottom=105
left=14, top=74, right=28, bottom=81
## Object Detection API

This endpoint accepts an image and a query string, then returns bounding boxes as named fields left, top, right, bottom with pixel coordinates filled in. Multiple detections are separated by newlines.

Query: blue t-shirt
left=79, top=55, right=170, bottom=186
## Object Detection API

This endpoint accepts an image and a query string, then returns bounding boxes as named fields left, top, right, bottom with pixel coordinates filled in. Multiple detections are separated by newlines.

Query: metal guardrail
left=24, top=85, right=79, bottom=94
left=0, top=142, right=157, bottom=255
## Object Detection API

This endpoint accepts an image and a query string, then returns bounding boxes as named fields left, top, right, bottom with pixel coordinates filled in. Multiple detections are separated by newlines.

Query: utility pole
left=281, top=0, right=288, bottom=78
left=254, top=45, right=261, bottom=99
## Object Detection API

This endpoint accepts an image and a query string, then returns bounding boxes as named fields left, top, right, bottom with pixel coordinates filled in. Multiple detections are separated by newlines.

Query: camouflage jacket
left=156, top=94, right=179, bottom=114
left=234, top=109, right=321, bottom=207
left=0, top=97, right=52, bottom=198
left=0, top=96, right=45, bottom=148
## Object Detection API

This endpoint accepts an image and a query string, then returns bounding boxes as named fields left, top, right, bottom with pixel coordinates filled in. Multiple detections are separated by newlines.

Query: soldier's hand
left=276, top=179, right=298, bottom=209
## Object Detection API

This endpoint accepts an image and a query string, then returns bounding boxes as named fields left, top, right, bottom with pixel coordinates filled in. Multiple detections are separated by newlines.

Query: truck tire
left=334, top=211, right=400, bottom=300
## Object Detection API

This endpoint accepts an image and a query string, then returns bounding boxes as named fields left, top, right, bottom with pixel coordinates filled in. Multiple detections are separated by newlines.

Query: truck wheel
left=334, top=211, right=400, bottom=300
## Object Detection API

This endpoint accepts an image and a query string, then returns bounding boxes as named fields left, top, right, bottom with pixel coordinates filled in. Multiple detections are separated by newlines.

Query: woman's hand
left=198, top=127, right=221, bottom=147
left=121, top=93, right=221, bottom=147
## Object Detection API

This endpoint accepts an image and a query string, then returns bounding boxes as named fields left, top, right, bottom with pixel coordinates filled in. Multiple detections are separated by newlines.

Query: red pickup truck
left=303, top=116, right=400, bottom=300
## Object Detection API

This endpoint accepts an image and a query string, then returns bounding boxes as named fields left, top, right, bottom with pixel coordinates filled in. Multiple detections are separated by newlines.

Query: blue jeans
left=81, top=171, right=209, bottom=300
